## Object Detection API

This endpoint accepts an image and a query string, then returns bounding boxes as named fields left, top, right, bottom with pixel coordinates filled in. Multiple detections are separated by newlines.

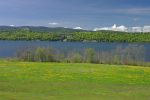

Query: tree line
left=15, top=45, right=145, bottom=66
left=0, top=29, right=150, bottom=42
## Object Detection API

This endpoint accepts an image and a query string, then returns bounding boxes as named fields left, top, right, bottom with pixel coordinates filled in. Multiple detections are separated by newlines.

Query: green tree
left=83, top=48, right=95, bottom=63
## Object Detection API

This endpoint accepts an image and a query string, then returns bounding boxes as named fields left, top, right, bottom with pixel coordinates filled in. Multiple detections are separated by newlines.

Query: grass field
left=0, top=61, right=150, bottom=100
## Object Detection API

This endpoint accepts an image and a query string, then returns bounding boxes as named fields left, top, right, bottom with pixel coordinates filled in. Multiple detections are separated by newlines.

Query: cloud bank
left=93, top=24, right=128, bottom=32
left=93, top=24, right=150, bottom=32
left=73, top=27, right=83, bottom=30
left=48, top=22, right=59, bottom=25
left=9, top=25, right=15, bottom=27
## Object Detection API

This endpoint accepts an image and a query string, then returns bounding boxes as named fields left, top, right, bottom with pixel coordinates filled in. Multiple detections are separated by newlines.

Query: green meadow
left=0, top=61, right=150, bottom=100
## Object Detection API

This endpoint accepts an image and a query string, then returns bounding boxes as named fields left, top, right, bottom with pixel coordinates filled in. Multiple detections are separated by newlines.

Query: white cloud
left=48, top=22, right=58, bottom=25
left=132, top=27, right=143, bottom=32
left=9, top=25, right=15, bottom=27
left=94, top=24, right=150, bottom=32
left=143, top=26, right=150, bottom=32
left=93, top=27, right=110, bottom=31
left=117, top=25, right=128, bottom=32
left=73, top=27, right=83, bottom=30
left=93, top=24, right=128, bottom=32
left=64, top=27, right=69, bottom=28
left=131, top=26, right=150, bottom=32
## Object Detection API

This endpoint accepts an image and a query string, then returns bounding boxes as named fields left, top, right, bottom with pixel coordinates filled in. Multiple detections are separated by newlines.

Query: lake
left=0, top=40, right=150, bottom=62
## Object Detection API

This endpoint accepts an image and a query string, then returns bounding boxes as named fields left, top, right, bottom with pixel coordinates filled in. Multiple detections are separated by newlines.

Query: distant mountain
left=0, top=26, right=88, bottom=33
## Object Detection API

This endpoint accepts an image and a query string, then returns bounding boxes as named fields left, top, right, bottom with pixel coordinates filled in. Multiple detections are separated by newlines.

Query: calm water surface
left=0, top=40, right=150, bottom=61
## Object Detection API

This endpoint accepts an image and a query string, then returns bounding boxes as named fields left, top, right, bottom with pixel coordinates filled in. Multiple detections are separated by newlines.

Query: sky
left=0, top=0, right=150, bottom=30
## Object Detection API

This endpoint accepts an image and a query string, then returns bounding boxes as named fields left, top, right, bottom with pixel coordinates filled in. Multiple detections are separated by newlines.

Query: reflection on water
left=0, top=40, right=150, bottom=62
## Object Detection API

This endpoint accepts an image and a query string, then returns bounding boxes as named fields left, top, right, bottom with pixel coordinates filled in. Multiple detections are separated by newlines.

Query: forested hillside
left=0, top=26, right=150, bottom=42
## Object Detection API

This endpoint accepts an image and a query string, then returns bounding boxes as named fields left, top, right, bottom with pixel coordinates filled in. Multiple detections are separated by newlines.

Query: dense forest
left=0, top=26, right=150, bottom=42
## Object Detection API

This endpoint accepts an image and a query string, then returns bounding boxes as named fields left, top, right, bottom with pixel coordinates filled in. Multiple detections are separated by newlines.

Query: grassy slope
left=0, top=61, right=150, bottom=100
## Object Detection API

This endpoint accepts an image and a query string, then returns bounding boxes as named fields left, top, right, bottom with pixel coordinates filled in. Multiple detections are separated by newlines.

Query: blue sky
left=0, top=0, right=150, bottom=29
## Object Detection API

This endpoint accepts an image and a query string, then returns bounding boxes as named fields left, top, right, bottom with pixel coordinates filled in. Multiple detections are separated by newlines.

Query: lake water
left=0, top=40, right=150, bottom=62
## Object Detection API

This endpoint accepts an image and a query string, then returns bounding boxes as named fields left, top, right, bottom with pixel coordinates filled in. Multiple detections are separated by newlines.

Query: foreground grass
left=0, top=61, right=150, bottom=100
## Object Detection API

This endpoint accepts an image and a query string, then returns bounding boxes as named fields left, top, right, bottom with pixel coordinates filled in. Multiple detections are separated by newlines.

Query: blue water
left=0, top=40, right=150, bottom=61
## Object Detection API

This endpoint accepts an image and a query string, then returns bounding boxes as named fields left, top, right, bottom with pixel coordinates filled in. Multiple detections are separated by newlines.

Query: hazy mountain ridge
left=0, top=26, right=88, bottom=33
left=0, top=26, right=149, bottom=34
